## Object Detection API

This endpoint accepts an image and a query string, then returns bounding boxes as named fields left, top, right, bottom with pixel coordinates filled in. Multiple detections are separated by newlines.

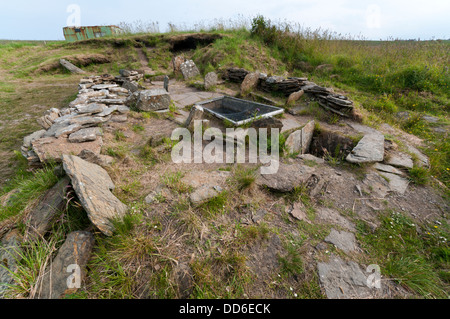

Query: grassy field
left=0, top=17, right=448, bottom=299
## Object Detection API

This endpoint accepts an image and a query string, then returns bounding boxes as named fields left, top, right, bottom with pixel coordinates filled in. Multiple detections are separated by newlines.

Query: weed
left=161, top=171, right=191, bottom=194
left=408, top=167, right=430, bottom=185
left=357, top=211, right=449, bottom=298
left=231, top=165, right=257, bottom=190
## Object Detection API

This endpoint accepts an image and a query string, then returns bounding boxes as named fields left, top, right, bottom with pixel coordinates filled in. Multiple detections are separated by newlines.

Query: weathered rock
left=69, top=115, right=110, bottom=126
left=373, top=163, right=405, bottom=176
left=250, top=117, right=283, bottom=131
left=180, top=60, right=200, bottom=80
left=77, top=149, right=113, bottom=168
left=285, top=130, right=302, bottom=154
left=89, top=98, right=126, bottom=105
left=133, top=89, right=171, bottom=111
left=117, top=105, right=130, bottom=114
left=121, top=80, right=139, bottom=93
left=32, top=137, right=103, bottom=163
left=240, top=72, right=260, bottom=96
left=204, top=72, right=218, bottom=90
left=300, top=120, right=315, bottom=154
left=385, top=151, right=413, bottom=169
left=346, top=134, right=384, bottom=164
left=91, top=83, right=118, bottom=90
left=261, top=76, right=305, bottom=96
left=422, top=115, right=439, bottom=123
left=298, top=153, right=325, bottom=165
left=225, top=67, right=249, bottom=82
left=406, top=144, right=429, bottom=168
left=37, top=108, right=60, bottom=129
left=286, top=89, right=304, bottom=105
left=189, top=185, right=219, bottom=205
left=0, top=229, right=22, bottom=298
left=257, top=162, right=315, bottom=192
left=36, top=231, right=94, bottom=299
left=119, top=69, right=133, bottom=77
left=251, top=209, right=268, bottom=224
left=172, top=55, right=186, bottom=74
left=68, top=127, right=101, bottom=143
left=22, top=130, right=46, bottom=157
left=62, top=155, right=128, bottom=236
left=377, top=172, right=410, bottom=195
left=361, top=172, right=391, bottom=198
left=44, top=122, right=82, bottom=138
left=318, top=256, right=382, bottom=299
left=96, top=105, right=118, bottom=117
left=109, top=87, right=129, bottom=96
left=60, top=59, right=85, bottom=74
left=110, top=114, right=127, bottom=123
left=316, top=208, right=356, bottom=232
left=185, top=105, right=204, bottom=131
left=24, top=177, right=70, bottom=241
left=75, top=103, right=107, bottom=114
left=285, top=120, right=315, bottom=155
left=289, top=201, right=310, bottom=222
left=144, top=184, right=170, bottom=204
left=324, top=228, right=358, bottom=253
left=163, top=75, right=170, bottom=92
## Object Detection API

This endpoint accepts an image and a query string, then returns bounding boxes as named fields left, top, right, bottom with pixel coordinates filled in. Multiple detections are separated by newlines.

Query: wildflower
left=434, top=225, right=438, bottom=228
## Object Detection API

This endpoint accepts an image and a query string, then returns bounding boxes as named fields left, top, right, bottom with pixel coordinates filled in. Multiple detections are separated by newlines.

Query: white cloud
left=0, top=0, right=448, bottom=40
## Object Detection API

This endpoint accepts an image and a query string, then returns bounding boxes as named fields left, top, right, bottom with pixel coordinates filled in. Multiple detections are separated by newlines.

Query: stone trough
left=196, top=96, right=284, bottom=126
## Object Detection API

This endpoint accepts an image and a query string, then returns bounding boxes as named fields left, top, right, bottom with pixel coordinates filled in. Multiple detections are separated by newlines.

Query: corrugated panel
left=63, top=26, right=122, bottom=42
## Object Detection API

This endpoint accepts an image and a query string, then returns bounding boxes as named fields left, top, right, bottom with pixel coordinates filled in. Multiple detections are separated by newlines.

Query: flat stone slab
left=180, top=60, right=200, bottom=80
left=60, top=59, right=85, bottom=74
left=36, top=231, right=94, bottom=299
left=285, top=120, right=315, bottom=155
left=377, top=172, right=410, bottom=195
left=190, top=186, right=219, bottom=205
left=298, top=153, right=325, bottom=164
left=361, top=172, right=391, bottom=198
left=346, top=134, right=384, bottom=164
left=317, top=256, right=383, bottom=299
left=135, top=89, right=171, bottom=111
left=44, top=122, right=82, bottom=138
left=32, top=136, right=103, bottom=163
left=0, top=230, right=22, bottom=298
left=257, top=162, right=315, bottom=192
left=316, top=208, right=355, bottom=232
left=324, top=228, right=358, bottom=253
left=75, top=103, right=107, bottom=114
left=385, top=151, right=413, bottom=169
left=68, top=127, right=101, bottom=143
left=62, top=155, right=128, bottom=236
left=406, top=144, right=429, bottom=168
left=373, top=163, right=405, bottom=176
left=24, top=177, right=70, bottom=241
left=91, top=83, right=118, bottom=90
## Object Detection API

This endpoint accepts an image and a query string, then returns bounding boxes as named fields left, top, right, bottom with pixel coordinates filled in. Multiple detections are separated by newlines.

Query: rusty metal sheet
left=63, top=25, right=122, bottom=42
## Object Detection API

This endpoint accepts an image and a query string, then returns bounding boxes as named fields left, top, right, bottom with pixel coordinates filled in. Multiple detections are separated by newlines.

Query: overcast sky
left=1, top=0, right=449, bottom=40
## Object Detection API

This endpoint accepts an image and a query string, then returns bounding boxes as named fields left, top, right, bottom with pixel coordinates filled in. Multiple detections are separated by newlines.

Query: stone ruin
left=20, top=70, right=174, bottom=167
left=225, top=67, right=356, bottom=118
